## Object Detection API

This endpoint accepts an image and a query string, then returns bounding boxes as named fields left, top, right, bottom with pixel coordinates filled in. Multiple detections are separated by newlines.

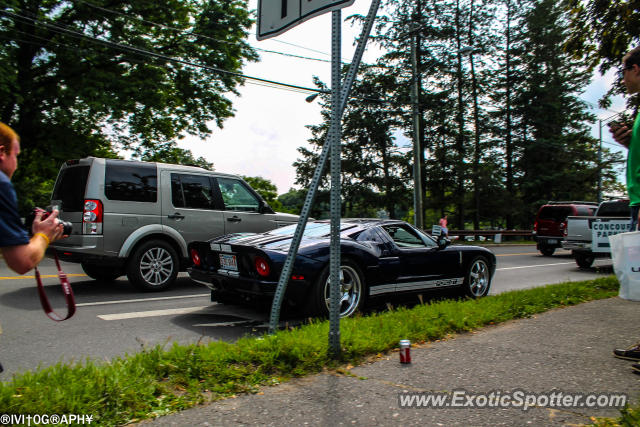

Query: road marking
left=495, top=252, right=538, bottom=257
left=77, top=293, right=209, bottom=307
left=497, top=262, right=575, bottom=271
left=98, top=306, right=210, bottom=320
left=0, top=273, right=87, bottom=280
left=193, top=321, right=256, bottom=327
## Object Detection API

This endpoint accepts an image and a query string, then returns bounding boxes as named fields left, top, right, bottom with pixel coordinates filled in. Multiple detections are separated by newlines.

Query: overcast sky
left=177, top=0, right=628, bottom=195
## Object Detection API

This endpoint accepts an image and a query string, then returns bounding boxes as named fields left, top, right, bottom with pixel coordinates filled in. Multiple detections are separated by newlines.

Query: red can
left=399, top=339, right=411, bottom=364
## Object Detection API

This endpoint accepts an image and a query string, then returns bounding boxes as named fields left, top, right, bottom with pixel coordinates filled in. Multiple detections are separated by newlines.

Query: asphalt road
left=0, top=245, right=614, bottom=379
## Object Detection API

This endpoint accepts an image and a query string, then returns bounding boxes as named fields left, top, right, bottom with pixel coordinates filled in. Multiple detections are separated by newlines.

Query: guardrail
left=428, top=229, right=534, bottom=242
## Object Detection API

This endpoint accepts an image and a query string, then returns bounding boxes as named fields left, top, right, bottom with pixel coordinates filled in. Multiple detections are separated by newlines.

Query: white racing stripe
left=497, top=262, right=575, bottom=271
left=77, top=293, right=209, bottom=307
left=98, top=306, right=210, bottom=320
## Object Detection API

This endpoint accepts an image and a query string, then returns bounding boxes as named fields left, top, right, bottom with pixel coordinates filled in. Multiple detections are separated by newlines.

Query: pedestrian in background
left=609, top=47, right=640, bottom=370
left=439, top=214, right=449, bottom=238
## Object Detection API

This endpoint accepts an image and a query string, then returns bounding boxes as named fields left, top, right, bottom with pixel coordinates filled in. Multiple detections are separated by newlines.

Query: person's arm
left=0, top=210, right=63, bottom=274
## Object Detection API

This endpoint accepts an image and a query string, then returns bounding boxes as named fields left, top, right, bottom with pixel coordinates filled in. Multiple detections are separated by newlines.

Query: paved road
left=0, top=246, right=614, bottom=378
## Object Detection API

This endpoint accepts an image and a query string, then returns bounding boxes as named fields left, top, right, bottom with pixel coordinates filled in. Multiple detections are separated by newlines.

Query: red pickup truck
left=533, top=201, right=598, bottom=256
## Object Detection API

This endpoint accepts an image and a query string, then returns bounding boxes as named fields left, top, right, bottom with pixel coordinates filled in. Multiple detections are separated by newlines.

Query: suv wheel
left=539, top=246, right=555, bottom=256
left=127, top=240, right=178, bottom=291
left=81, top=262, right=122, bottom=282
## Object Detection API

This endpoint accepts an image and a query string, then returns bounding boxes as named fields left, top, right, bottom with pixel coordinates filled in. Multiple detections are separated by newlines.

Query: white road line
left=192, top=321, right=255, bottom=327
left=98, top=306, right=210, bottom=320
left=77, top=293, right=209, bottom=307
left=497, top=262, right=575, bottom=271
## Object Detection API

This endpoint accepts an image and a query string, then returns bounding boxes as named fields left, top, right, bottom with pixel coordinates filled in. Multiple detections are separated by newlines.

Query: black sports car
left=187, top=219, right=496, bottom=318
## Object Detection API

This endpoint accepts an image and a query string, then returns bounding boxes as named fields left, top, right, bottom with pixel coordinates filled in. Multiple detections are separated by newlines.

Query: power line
left=73, top=0, right=339, bottom=64
left=0, top=9, right=325, bottom=96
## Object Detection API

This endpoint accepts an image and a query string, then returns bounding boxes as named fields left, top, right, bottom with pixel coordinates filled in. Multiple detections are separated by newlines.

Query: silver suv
left=49, top=157, right=299, bottom=291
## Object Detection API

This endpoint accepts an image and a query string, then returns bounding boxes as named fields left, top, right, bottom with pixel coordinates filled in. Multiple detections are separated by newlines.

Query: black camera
left=25, top=206, right=73, bottom=236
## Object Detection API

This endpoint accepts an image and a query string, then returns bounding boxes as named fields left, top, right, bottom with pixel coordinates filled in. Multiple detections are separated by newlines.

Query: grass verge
left=0, top=276, right=628, bottom=425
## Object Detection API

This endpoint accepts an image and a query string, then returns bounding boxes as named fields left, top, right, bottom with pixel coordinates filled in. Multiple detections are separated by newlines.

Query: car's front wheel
left=81, top=262, right=122, bottom=282
left=307, top=261, right=365, bottom=318
left=462, top=256, right=491, bottom=298
left=127, top=240, right=178, bottom=291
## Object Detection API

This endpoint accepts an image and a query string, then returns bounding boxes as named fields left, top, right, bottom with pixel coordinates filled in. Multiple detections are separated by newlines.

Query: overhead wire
left=0, top=8, right=324, bottom=96
left=72, top=0, right=346, bottom=64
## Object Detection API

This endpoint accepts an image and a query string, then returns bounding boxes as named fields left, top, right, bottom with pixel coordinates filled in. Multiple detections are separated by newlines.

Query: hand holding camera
left=26, top=206, right=72, bottom=244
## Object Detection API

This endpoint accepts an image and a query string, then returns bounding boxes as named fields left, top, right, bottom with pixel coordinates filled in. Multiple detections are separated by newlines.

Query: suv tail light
left=190, top=248, right=201, bottom=266
left=533, top=220, right=538, bottom=233
left=83, top=199, right=103, bottom=235
left=561, top=221, right=567, bottom=237
left=255, top=256, right=270, bottom=277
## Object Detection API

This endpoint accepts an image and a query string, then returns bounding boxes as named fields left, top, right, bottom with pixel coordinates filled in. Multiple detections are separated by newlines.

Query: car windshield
left=268, top=222, right=355, bottom=238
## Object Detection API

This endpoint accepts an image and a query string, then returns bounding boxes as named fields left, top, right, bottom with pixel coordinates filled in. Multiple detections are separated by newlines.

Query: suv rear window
left=105, top=160, right=157, bottom=202
left=52, top=165, right=90, bottom=212
left=538, top=206, right=573, bottom=221
left=597, top=201, right=630, bottom=217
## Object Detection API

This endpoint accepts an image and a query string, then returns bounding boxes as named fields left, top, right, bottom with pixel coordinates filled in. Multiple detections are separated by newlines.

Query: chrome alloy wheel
left=323, top=265, right=363, bottom=318
left=468, top=258, right=489, bottom=297
left=139, top=247, right=175, bottom=287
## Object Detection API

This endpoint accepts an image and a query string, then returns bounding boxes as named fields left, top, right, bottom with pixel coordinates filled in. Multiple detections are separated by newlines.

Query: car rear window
left=52, top=165, right=90, bottom=212
left=105, top=160, right=157, bottom=202
left=538, top=206, right=573, bottom=221
left=597, top=201, right=630, bottom=217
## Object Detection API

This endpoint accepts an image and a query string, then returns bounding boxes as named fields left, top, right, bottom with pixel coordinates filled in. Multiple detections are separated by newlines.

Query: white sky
left=177, top=0, right=629, bottom=195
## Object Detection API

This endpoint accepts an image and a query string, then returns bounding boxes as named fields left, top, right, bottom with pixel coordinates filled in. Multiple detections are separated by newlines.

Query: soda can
left=399, top=339, right=411, bottom=364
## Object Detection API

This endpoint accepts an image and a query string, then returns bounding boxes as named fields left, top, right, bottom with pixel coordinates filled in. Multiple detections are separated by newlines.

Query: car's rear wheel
left=307, top=261, right=365, bottom=318
left=539, top=246, right=555, bottom=256
left=462, top=256, right=491, bottom=298
left=127, top=240, right=178, bottom=291
left=81, top=262, right=122, bottom=282
left=575, top=253, right=594, bottom=269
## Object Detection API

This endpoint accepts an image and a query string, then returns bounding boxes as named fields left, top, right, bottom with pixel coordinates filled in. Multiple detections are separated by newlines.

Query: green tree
left=0, top=0, right=255, bottom=212
left=515, top=0, right=603, bottom=224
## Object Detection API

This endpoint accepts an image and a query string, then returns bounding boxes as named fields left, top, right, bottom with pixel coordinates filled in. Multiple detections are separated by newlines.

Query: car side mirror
left=437, top=237, right=451, bottom=250
left=259, top=200, right=275, bottom=214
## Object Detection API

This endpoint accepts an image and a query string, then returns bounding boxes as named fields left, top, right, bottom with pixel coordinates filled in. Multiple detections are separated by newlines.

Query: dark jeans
left=631, top=205, right=639, bottom=232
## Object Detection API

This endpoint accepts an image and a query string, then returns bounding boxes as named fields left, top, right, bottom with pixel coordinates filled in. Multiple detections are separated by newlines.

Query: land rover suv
left=533, top=201, right=597, bottom=256
left=49, top=157, right=299, bottom=291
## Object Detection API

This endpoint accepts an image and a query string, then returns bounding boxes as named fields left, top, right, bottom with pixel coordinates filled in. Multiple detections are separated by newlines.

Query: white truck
left=562, top=199, right=630, bottom=268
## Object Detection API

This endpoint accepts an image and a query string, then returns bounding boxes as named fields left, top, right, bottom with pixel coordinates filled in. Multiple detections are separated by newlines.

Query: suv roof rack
left=545, top=201, right=598, bottom=205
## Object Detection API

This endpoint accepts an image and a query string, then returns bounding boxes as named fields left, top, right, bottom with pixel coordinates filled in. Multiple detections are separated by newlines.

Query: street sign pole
left=267, top=1, right=381, bottom=339
left=328, top=9, right=342, bottom=357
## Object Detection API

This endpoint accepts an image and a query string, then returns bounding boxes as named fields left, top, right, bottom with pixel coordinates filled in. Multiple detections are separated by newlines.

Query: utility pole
left=411, top=29, right=424, bottom=229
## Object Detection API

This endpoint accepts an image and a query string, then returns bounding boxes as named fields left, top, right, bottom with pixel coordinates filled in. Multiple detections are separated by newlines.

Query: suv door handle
left=227, top=216, right=241, bottom=223
left=168, top=213, right=185, bottom=220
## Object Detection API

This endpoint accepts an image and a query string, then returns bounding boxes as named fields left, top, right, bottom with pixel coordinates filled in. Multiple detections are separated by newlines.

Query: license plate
left=219, top=254, right=238, bottom=271
left=547, top=239, right=558, bottom=244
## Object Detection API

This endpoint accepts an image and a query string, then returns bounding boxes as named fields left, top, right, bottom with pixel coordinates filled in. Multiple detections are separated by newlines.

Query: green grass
left=0, top=276, right=629, bottom=426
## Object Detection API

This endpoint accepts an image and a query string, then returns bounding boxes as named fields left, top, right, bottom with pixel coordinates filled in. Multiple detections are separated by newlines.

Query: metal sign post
left=264, top=2, right=381, bottom=355
left=328, top=9, right=342, bottom=357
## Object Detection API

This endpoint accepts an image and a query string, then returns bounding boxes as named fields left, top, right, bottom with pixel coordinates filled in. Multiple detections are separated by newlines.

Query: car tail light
left=83, top=199, right=103, bottom=235
left=255, top=256, right=270, bottom=277
left=561, top=221, right=567, bottom=237
left=190, top=248, right=201, bottom=266
left=533, top=220, right=538, bottom=233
